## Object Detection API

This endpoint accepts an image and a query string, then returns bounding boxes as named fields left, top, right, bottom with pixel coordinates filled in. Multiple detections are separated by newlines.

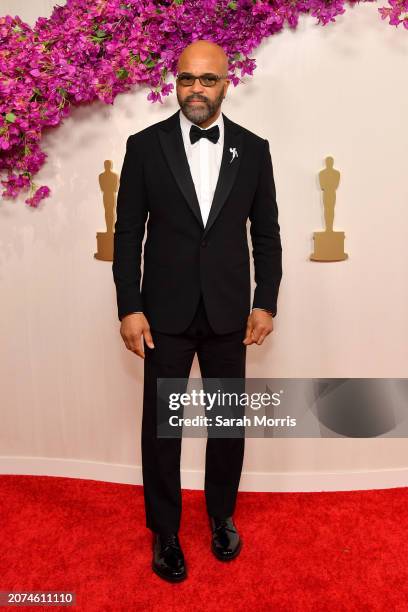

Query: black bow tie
left=189, top=123, right=220, bottom=145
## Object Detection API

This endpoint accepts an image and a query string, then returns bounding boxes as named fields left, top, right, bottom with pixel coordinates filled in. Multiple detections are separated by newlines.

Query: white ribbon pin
left=229, top=147, right=238, bottom=163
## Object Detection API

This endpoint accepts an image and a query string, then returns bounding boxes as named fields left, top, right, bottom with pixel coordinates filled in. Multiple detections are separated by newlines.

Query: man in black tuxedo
left=112, top=39, right=282, bottom=582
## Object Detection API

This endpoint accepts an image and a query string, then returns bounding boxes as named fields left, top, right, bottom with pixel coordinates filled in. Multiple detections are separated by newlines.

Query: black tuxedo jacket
left=112, top=109, right=282, bottom=334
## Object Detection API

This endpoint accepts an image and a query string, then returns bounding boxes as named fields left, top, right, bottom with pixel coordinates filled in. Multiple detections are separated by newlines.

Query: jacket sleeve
left=249, top=139, right=282, bottom=317
left=112, top=135, right=148, bottom=322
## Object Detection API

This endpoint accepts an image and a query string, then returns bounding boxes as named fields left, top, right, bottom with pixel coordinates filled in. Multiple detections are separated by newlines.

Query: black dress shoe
left=209, top=516, right=242, bottom=561
left=152, top=532, right=186, bottom=582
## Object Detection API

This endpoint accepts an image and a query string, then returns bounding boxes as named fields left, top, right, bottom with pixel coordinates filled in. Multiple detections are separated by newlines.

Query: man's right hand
left=120, top=313, right=155, bottom=359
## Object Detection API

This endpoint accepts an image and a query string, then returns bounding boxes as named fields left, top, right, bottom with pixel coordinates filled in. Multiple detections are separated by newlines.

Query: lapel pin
left=229, top=147, right=238, bottom=163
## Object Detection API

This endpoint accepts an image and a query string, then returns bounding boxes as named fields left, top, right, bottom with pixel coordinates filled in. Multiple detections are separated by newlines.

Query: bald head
left=177, top=40, right=229, bottom=76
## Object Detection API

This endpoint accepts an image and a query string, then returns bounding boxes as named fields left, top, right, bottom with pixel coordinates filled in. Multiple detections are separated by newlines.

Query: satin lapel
left=158, top=110, right=204, bottom=230
left=203, top=113, right=243, bottom=238
left=157, top=110, right=243, bottom=235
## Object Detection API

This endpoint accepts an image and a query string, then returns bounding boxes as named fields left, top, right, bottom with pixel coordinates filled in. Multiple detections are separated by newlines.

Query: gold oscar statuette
left=310, top=156, right=348, bottom=262
left=94, top=159, right=119, bottom=261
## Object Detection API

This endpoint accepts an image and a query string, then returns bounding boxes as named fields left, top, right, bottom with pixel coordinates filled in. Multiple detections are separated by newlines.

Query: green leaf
left=29, top=87, right=43, bottom=102
left=116, top=68, right=129, bottom=80
left=143, top=55, right=156, bottom=68
left=129, top=52, right=141, bottom=65
left=228, top=1, right=237, bottom=8
left=5, top=113, right=16, bottom=123
left=91, top=28, right=107, bottom=41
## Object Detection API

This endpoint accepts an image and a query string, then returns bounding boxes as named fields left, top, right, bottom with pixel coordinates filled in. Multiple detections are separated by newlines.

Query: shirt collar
left=179, top=108, right=224, bottom=145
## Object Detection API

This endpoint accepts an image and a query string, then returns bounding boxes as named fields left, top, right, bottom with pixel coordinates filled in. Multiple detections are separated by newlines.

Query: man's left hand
left=243, top=310, right=274, bottom=346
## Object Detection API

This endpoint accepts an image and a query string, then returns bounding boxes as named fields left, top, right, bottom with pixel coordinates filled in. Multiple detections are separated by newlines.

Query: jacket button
left=201, top=240, right=207, bottom=247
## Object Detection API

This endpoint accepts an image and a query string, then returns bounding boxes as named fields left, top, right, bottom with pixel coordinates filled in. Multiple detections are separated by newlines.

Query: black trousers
left=141, top=294, right=247, bottom=536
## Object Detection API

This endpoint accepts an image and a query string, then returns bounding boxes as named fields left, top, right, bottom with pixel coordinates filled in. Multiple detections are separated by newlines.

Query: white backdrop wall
left=1, top=0, right=408, bottom=491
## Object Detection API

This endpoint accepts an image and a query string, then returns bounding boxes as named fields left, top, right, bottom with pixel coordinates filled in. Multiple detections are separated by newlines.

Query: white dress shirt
left=179, top=108, right=223, bottom=228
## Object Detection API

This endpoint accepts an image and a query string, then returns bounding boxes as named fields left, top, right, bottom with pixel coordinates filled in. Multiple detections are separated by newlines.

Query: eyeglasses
left=176, top=72, right=227, bottom=87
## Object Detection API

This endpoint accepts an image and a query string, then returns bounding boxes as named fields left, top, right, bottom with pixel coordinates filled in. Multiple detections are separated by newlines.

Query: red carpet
left=1, top=475, right=408, bottom=611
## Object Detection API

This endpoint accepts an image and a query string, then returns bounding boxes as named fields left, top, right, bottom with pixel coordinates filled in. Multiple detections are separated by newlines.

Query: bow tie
left=189, top=123, right=220, bottom=145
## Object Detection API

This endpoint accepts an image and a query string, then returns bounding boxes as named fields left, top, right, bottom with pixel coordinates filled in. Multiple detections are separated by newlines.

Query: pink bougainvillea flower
left=0, top=0, right=404, bottom=207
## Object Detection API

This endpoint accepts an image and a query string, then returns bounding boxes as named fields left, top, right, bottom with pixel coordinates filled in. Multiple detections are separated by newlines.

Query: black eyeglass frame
left=176, top=72, right=228, bottom=87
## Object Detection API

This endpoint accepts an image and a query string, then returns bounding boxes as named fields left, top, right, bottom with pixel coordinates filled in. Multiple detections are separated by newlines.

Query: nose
left=190, top=80, right=205, bottom=95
